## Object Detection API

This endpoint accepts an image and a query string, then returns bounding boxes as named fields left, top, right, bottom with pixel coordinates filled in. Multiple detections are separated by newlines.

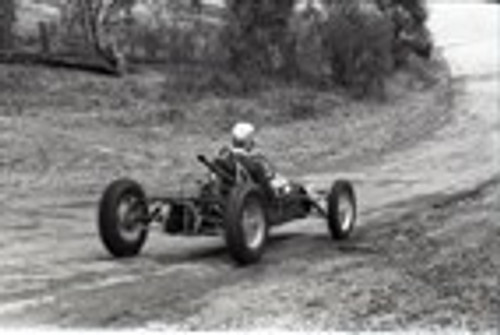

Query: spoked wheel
left=225, top=184, right=269, bottom=265
left=327, top=180, right=356, bottom=240
left=98, top=179, right=149, bottom=257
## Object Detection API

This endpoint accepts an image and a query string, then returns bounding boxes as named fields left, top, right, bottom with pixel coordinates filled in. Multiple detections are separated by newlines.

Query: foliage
left=321, top=1, right=395, bottom=97
left=58, top=0, right=227, bottom=67
left=224, top=0, right=296, bottom=76
left=5, top=0, right=434, bottom=99
left=60, top=0, right=136, bottom=70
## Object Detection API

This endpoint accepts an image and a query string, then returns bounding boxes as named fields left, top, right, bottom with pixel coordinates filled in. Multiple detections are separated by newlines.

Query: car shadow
left=147, top=231, right=304, bottom=265
left=91, top=229, right=374, bottom=267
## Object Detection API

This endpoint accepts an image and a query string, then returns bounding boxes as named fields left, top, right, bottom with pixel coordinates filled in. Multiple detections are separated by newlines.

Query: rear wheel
left=98, top=179, right=149, bottom=257
left=224, top=184, right=269, bottom=265
left=327, top=180, right=356, bottom=240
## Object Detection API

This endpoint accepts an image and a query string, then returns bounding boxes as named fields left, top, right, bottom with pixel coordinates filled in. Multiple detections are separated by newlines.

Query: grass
left=0, top=55, right=452, bottom=200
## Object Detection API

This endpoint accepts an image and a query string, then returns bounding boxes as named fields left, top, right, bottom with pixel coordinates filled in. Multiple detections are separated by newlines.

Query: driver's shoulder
left=217, top=146, right=232, bottom=157
left=217, top=146, right=269, bottom=167
left=248, top=151, right=270, bottom=165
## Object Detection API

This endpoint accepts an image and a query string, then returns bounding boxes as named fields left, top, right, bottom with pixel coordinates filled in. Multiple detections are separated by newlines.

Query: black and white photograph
left=0, top=0, right=498, bottom=333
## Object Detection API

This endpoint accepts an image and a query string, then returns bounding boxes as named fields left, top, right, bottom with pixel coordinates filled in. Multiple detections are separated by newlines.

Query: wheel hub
left=241, top=198, right=266, bottom=250
left=337, top=193, right=354, bottom=232
left=117, top=196, right=144, bottom=242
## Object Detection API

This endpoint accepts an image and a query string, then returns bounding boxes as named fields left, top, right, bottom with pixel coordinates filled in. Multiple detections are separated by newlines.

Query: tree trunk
left=39, top=22, right=52, bottom=54
left=63, top=0, right=133, bottom=73
left=0, top=0, right=16, bottom=50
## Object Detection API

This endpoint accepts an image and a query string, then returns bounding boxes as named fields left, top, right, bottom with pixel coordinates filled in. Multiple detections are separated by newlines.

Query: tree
left=225, top=0, right=296, bottom=75
left=0, top=0, right=16, bottom=50
left=63, top=0, right=136, bottom=71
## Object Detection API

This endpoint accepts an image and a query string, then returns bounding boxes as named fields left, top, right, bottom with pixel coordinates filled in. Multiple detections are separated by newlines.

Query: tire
left=224, top=184, right=269, bottom=265
left=98, top=179, right=149, bottom=257
left=327, top=180, right=356, bottom=240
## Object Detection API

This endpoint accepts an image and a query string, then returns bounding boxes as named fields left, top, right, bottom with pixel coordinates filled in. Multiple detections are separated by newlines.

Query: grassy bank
left=0, top=55, right=452, bottom=197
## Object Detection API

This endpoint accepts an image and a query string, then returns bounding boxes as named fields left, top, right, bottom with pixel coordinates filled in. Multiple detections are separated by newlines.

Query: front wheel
left=327, top=180, right=356, bottom=240
left=224, top=184, right=269, bottom=265
left=98, top=179, right=149, bottom=257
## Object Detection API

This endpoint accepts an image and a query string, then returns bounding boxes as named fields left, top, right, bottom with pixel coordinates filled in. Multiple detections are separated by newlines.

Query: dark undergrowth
left=0, top=49, right=449, bottom=133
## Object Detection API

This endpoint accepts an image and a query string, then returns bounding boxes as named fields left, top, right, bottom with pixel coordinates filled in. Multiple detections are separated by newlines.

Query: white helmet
left=231, top=122, right=256, bottom=151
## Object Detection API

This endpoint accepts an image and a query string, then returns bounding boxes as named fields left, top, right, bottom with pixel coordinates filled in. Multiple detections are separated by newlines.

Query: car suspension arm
left=307, top=198, right=329, bottom=218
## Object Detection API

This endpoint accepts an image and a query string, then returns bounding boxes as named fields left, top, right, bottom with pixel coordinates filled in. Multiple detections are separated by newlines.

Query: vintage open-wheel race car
left=97, top=150, right=357, bottom=265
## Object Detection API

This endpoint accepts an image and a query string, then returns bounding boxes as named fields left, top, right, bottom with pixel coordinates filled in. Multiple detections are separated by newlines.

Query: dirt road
left=0, top=3, right=498, bottom=332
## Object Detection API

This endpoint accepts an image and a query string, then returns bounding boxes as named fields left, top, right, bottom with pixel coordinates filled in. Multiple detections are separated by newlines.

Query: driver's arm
left=251, top=153, right=276, bottom=180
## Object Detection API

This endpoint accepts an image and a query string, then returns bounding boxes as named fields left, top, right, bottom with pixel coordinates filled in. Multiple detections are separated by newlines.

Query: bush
left=291, top=8, right=329, bottom=83
left=223, top=0, right=295, bottom=76
left=116, top=14, right=227, bottom=66
left=321, top=2, right=394, bottom=97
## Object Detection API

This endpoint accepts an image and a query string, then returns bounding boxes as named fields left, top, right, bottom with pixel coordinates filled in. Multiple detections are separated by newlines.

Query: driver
left=225, top=122, right=291, bottom=195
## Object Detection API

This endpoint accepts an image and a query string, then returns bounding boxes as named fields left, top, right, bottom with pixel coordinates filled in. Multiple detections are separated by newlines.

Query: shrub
left=290, top=7, right=329, bottom=83
left=321, top=1, right=394, bottom=97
